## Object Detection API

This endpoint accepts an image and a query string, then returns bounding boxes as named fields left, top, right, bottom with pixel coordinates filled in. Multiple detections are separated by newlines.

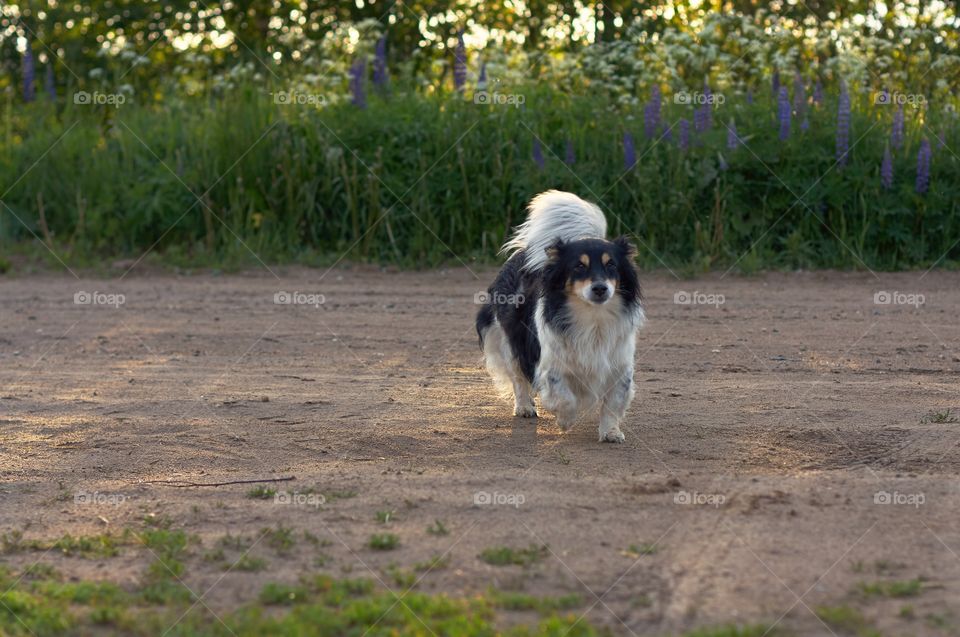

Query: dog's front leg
left=539, top=370, right=577, bottom=431
left=599, top=370, right=634, bottom=443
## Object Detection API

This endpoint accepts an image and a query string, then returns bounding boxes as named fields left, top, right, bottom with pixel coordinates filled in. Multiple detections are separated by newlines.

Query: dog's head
left=543, top=237, right=642, bottom=308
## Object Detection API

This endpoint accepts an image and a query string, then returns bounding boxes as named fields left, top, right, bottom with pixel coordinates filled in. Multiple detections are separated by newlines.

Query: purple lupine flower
left=661, top=123, right=673, bottom=142
left=879, top=88, right=889, bottom=106
left=793, top=73, right=806, bottom=117
left=453, top=31, right=467, bottom=91
left=45, top=63, right=56, bottom=101
left=532, top=138, right=545, bottom=170
left=697, top=80, right=713, bottom=132
left=772, top=70, right=780, bottom=96
left=477, top=62, right=487, bottom=90
left=22, top=44, right=35, bottom=102
left=564, top=139, right=575, bottom=165
left=372, top=34, right=388, bottom=91
left=891, top=105, right=904, bottom=149
left=694, top=103, right=708, bottom=134
left=623, top=131, right=636, bottom=169
left=778, top=86, right=791, bottom=140
left=881, top=144, right=893, bottom=190
left=644, top=85, right=662, bottom=139
left=801, top=117, right=809, bottom=132
left=915, top=139, right=931, bottom=194
left=746, top=88, right=754, bottom=105
left=349, top=58, right=367, bottom=109
left=726, top=119, right=740, bottom=149
left=836, top=84, right=851, bottom=166
left=678, top=118, right=691, bottom=151
left=813, top=79, right=824, bottom=105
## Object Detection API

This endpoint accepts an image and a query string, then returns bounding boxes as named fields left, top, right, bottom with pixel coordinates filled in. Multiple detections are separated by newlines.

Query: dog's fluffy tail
left=500, top=190, right=607, bottom=271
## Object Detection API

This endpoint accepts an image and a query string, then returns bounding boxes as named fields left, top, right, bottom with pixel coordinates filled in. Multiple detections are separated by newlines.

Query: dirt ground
left=2, top=265, right=959, bottom=636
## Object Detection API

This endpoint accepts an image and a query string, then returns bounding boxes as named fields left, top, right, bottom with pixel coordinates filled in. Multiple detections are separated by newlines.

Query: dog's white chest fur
left=534, top=299, right=644, bottom=411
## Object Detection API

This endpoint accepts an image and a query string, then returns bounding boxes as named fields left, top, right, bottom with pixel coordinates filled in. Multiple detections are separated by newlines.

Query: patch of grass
left=246, top=485, right=277, bottom=499
left=856, top=578, right=924, bottom=598
left=923, top=408, right=959, bottom=424
left=324, top=489, right=358, bottom=501
left=375, top=510, right=395, bottom=524
left=479, top=544, right=548, bottom=567
left=232, top=555, right=268, bottom=572
left=259, top=582, right=309, bottom=605
left=414, top=554, right=450, bottom=572
left=387, top=565, right=417, bottom=588
left=0, top=570, right=610, bottom=637
left=368, top=533, right=400, bottom=551
left=491, top=590, right=582, bottom=613
left=140, top=580, right=194, bottom=605
left=624, top=543, right=658, bottom=557
left=680, top=625, right=782, bottom=637
left=0, top=256, right=11, bottom=274
left=25, top=532, right=134, bottom=558
left=1, top=530, right=24, bottom=554
left=262, top=526, right=296, bottom=554
left=899, top=604, right=915, bottom=619
left=427, top=520, right=449, bottom=536
left=815, top=605, right=882, bottom=637
left=218, top=532, right=253, bottom=550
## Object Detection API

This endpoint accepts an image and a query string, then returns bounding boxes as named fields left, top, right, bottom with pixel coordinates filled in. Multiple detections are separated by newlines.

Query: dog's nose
left=590, top=283, right=609, bottom=299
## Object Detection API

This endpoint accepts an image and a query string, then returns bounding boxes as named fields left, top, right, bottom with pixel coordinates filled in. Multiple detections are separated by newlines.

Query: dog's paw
left=599, top=428, right=625, bottom=443
left=513, top=404, right=538, bottom=418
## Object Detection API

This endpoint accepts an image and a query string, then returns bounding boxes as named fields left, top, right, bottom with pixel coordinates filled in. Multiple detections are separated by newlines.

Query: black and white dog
left=476, top=190, right=645, bottom=443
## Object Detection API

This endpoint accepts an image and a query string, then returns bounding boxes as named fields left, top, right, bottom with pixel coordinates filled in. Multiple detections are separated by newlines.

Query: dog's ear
left=613, top=236, right=638, bottom=261
left=544, top=238, right=565, bottom=262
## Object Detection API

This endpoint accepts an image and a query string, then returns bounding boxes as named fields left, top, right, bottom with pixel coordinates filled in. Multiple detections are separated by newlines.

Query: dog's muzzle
left=587, top=282, right=612, bottom=304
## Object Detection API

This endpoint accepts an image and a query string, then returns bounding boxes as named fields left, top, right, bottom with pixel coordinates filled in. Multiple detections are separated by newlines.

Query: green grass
left=246, top=485, right=277, bottom=500
left=4, top=83, right=959, bottom=273
left=375, top=510, right=395, bottom=524
left=922, top=408, right=959, bottom=424
left=427, top=520, right=450, bottom=536
left=232, top=555, right=268, bottom=572
left=261, top=526, right=296, bottom=554
left=679, top=625, right=781, bottom=637
left=815, top=605, right=882, bottom=637
left=479, top=544, right=549, bottom=567
left=856, top=578, right=924, bottom=598
left=625, top=543, right=659, bottom=557
left=368, top=533, right=400, bottom=551
left=490, top=590, right=582, bottom=613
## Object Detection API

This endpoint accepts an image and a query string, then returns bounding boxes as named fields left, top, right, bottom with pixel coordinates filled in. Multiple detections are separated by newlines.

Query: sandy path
left=1, top=267, right=959, bottom=635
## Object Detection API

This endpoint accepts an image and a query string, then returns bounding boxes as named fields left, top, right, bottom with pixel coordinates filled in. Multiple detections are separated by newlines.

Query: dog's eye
left=605, top=262, right=617, bottom=272
left=574, top=263, right=586, bottom=271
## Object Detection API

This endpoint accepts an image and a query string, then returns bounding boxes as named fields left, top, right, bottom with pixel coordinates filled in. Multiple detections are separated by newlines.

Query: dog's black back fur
left=476, top=250, right=542, bottom=382
left=477, top=237, right=642, bottom=385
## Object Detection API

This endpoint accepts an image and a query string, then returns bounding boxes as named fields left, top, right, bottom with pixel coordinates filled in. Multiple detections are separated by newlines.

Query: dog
left=476, top=190, right=645, bottom=442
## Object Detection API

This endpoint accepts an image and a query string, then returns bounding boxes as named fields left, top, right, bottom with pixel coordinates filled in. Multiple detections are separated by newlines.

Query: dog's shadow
left=473, top=413, right=563, bottom=450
